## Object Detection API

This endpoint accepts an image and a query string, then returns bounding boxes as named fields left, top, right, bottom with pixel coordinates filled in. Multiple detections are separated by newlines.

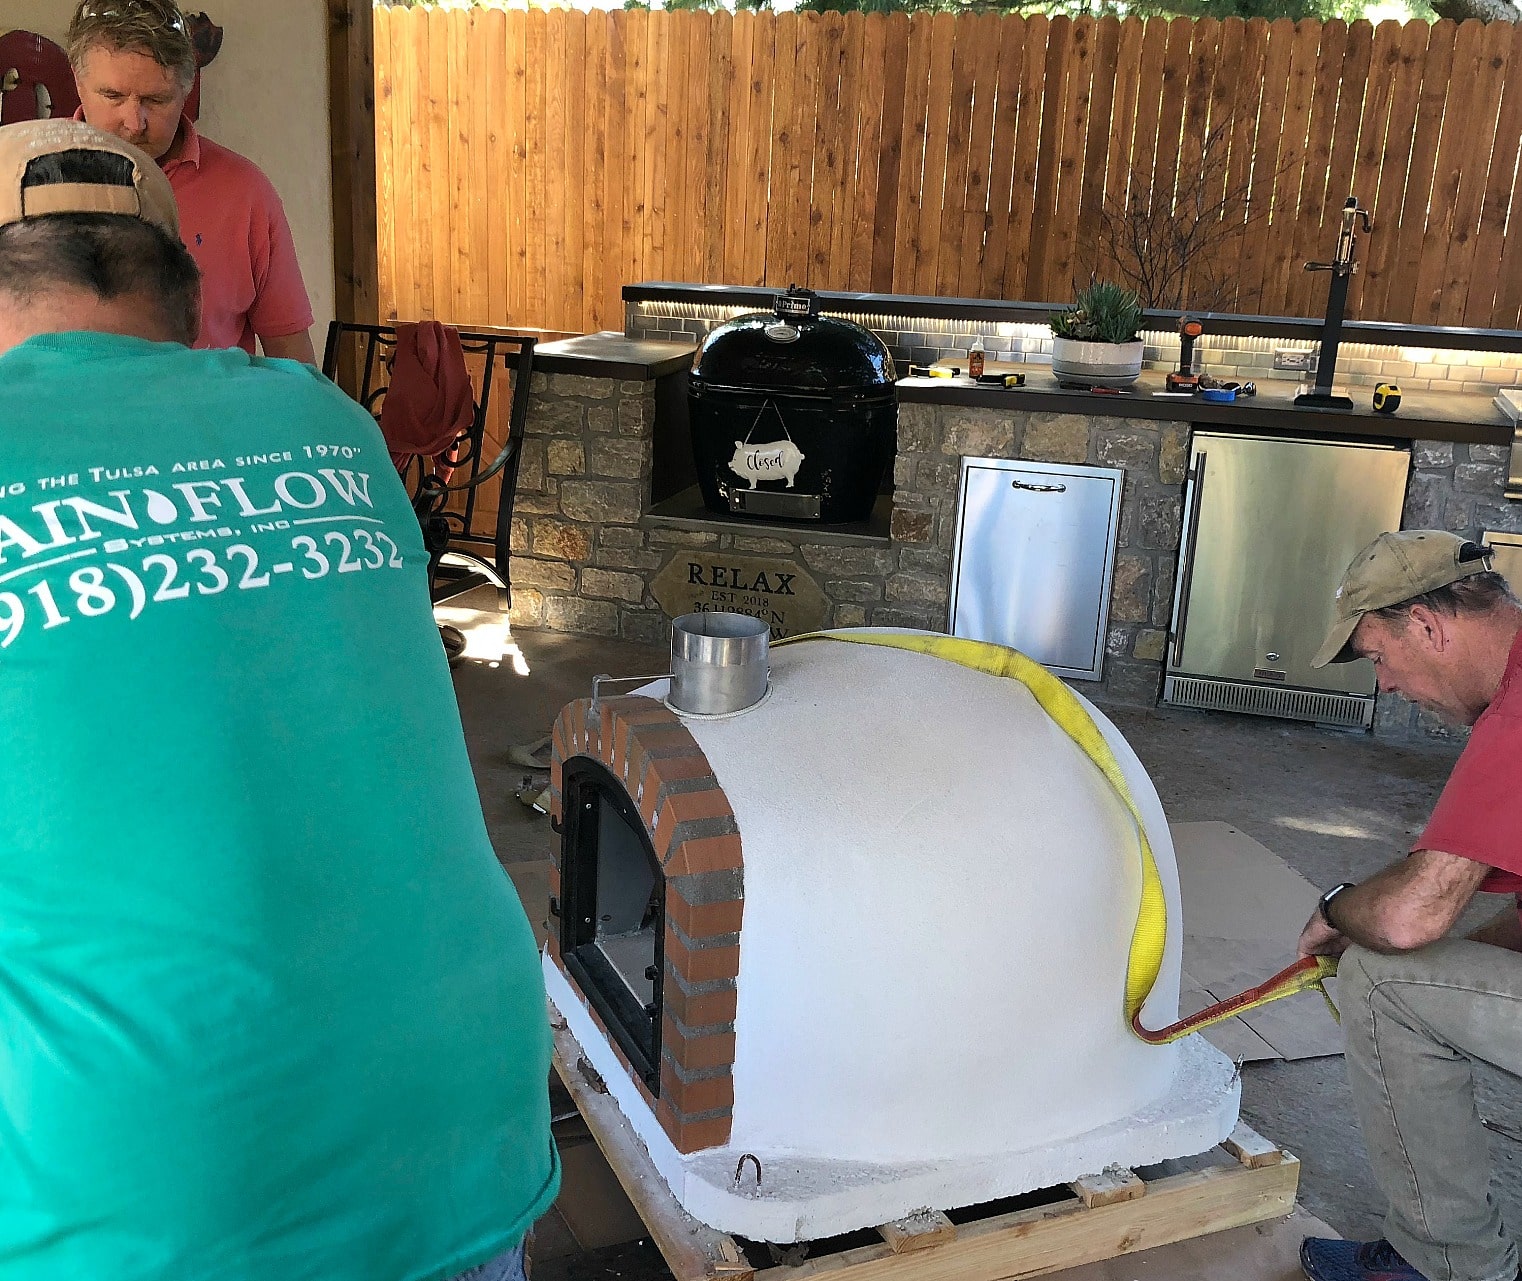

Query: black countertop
left=896, top=371, right=1514, bottom=446
left=526, top=323, right=1512, bottom=445
left=534, top=331, right=697, bottom=380
left=625, top=281, right=1522, bottom=354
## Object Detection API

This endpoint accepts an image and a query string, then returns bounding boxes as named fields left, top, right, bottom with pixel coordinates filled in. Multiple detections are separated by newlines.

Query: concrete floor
left=443, top=606, right=1522, bottom=1276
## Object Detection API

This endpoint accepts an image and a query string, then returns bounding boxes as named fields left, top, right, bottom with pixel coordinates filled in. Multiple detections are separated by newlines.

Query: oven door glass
left=560, top=757, right=664, bottom=1090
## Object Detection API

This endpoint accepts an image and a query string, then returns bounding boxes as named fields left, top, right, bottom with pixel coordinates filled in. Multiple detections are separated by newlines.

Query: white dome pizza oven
left=543, top=630, right=1239, bottom=1243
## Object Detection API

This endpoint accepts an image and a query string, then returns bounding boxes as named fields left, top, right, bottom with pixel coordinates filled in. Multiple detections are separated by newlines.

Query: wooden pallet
left=551, top=1023, right=1300, bottom=1281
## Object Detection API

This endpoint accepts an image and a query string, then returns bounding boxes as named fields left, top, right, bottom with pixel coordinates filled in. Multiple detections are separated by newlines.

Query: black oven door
left=559, top=757, right=664, bottom=1091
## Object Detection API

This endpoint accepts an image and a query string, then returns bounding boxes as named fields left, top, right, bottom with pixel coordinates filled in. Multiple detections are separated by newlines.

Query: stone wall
left=505, top=371, right=664, bottom=645
left=510, top=365, right=1186, bottom=707
left=507, top=370, right=923, bottom=649
left=511, top=365, right=1522, bottom=734
left=1403, top=440, right=1517, bottom=538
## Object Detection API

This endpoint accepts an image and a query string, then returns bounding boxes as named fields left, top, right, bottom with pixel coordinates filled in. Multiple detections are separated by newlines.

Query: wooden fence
left=373, top=7, right=1522, bottom=334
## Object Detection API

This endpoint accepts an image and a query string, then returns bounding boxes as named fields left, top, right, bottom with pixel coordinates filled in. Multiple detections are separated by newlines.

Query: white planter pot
left=1051, top=337, right=1144, bottom=388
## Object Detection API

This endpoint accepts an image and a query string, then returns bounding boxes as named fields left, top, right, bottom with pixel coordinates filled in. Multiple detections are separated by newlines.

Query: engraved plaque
left=651, top=552, right=828, bottom=640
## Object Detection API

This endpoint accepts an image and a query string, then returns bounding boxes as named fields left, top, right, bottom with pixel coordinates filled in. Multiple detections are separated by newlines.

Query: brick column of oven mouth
left=549, top=694, right=744, bottom=1155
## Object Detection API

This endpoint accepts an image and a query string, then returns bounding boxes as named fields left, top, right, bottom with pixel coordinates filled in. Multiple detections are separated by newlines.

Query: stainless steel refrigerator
left=1164, top=432, right=1410, bottom=728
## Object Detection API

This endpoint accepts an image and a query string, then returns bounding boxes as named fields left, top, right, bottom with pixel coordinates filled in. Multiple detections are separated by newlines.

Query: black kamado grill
left=688, top=287, right=897, bottom=523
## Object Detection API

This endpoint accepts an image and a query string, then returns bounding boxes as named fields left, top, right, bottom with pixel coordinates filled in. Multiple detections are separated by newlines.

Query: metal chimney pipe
left=668, top=612, right=770, bottom=716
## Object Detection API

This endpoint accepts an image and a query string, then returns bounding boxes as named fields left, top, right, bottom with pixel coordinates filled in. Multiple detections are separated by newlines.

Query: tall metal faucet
left=1295, top=197, right=1373, bottom=410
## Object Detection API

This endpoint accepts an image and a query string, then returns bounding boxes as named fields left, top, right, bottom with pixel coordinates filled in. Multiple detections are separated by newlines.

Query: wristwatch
left=1319, top=882, right=1356, bottom=929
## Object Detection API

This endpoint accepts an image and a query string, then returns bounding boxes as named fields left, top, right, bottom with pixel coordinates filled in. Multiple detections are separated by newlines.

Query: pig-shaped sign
left=729, top=438, right=806, bottom=490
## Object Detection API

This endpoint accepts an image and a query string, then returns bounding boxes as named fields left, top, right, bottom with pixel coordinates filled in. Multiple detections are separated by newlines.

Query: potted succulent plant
left=1049, top=279, right=1145, bottom=389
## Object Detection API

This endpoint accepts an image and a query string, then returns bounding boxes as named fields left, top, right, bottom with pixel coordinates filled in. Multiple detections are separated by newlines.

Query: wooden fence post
left=328, top=0, right=378, bottom=394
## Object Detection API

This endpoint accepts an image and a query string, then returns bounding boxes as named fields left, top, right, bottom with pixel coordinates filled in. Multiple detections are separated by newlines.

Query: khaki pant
left=1340, top=940, right=1522, bottom=1281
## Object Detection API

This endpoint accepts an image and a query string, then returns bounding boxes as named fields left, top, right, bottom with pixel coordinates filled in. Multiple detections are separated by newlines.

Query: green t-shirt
left=0, top=334, right=558, bottom=1280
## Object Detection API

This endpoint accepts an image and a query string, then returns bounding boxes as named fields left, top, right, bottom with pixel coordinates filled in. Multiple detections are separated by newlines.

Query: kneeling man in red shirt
left=1298, top=530, right=1522, bottom=1281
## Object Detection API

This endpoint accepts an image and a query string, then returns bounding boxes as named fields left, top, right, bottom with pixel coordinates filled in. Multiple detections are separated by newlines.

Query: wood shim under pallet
left=551, top=1023, right=1300, bottom=1281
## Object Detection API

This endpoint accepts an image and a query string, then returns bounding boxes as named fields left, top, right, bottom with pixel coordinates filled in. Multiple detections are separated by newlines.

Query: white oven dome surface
left=696, top=634, right=1185, bottom=1164
left=545, top=630, right=1240, bottom=1240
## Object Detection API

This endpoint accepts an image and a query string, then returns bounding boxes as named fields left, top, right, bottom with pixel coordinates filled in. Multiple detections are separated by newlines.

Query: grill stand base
left=546, top=959, right=1245, bottom=1246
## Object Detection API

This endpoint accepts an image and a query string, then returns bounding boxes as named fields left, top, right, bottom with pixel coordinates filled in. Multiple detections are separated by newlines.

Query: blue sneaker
left=1300, top=1239, right=1429, bottom=1281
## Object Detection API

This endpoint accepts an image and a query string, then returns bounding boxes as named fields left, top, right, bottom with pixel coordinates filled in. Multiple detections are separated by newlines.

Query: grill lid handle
left=773, top=284, right=820, bottom=320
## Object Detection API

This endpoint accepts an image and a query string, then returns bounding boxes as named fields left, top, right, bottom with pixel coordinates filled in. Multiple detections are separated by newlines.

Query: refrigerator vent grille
left=1164, top=676, right=1373, bottom=728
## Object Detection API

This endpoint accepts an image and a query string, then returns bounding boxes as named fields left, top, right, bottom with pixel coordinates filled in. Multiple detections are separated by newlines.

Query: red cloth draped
left=379, top=322, right=475, bottom=482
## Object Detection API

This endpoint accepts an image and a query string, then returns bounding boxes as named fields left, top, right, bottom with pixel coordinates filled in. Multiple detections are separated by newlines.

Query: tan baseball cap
left=1312, top=530, right=1493, bottom=668
left=0, top=119, right=178, bottom=238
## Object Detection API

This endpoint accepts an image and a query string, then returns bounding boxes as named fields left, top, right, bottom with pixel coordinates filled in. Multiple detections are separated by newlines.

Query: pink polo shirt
left=161, top=120, right=314, bottom=353
left=76, top=111, right=315, bottom=353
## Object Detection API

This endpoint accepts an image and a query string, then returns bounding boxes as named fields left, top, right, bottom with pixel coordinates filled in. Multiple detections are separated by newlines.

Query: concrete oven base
left=545, top=961, right=1242, bottom=1244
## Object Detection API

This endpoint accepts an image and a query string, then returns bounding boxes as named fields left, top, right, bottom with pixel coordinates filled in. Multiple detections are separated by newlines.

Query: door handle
left=1011, top=479, right=1067, bottom=493
left=1171, top=452, right=1207, bottom=670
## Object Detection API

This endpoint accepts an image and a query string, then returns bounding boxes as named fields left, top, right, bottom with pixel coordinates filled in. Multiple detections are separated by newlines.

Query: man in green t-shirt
left=0, top=120, right=558, bottom=1281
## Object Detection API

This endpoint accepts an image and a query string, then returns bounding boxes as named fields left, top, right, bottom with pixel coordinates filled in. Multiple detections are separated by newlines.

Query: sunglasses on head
left=75, top=0, right=189, bottom=34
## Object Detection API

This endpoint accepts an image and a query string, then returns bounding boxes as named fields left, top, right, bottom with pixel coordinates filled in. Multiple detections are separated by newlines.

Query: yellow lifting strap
left=773, top=630, right=1338, bottom=1042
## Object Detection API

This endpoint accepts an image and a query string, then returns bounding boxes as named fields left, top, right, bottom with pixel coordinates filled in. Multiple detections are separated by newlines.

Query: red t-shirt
left=1415, top=631, right=1522, bottom=901
left=161, top=120, right=314, bottom=354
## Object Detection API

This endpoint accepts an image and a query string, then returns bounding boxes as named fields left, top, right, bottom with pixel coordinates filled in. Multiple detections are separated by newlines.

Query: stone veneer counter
left=508, top=329, right=1521, bottom=736
left=511, top=348, right=1198, bottom=707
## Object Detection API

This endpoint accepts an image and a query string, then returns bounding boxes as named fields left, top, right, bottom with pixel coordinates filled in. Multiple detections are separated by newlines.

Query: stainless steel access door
left=1169, top=433, right=1410, bottom=696
left=950, top=457, right=1125, bottom=680
left=1483, top=530, right=1522, bottom=590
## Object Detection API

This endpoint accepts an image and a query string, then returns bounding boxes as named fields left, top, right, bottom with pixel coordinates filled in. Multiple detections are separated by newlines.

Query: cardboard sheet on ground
left=1172, top=821, right=1344, bottom=1062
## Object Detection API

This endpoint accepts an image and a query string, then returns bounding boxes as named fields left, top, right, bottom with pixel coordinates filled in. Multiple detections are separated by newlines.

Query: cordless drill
left=1166, top=318, right=1204, bottom=393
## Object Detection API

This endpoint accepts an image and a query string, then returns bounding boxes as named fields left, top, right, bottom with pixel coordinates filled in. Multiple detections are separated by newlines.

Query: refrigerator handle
left=1170, top=451, right=1208, bottom=670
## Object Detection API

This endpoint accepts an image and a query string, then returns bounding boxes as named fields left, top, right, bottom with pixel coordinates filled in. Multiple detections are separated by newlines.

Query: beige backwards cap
left=1311, top=530, right=1493, bottom=668
left=0, top=119, right=178, bottom=237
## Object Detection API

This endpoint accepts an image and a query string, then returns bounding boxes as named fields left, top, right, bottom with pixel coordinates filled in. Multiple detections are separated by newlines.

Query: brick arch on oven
left=549, top=694, right=744, bottom=1155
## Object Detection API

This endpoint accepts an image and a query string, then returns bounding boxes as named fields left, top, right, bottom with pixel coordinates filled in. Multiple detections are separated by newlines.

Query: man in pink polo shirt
left=66, top=0, right=316, bottom=362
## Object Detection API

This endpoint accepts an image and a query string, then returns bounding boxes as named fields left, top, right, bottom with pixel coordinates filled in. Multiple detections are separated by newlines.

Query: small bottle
left=967, top=336, right=985, bottom=380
